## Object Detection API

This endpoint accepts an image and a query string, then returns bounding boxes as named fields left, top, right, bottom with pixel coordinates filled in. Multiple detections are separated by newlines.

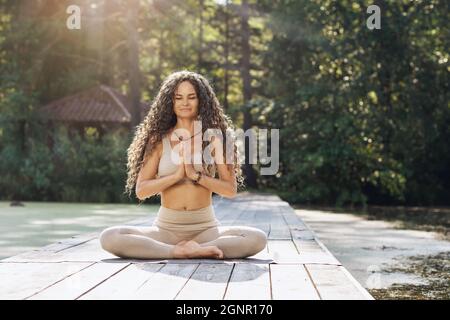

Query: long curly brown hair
left=124, top=70, right=244, bottom=200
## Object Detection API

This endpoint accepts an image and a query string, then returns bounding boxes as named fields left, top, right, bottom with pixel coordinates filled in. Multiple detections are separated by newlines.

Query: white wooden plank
left=234, top=202, right=271, bottom=238
left=212, top=200, right=234, bottom=220
left=79, top=263, right=164, bottom=300
left=132, top=263, right=198, bottom=300
left=270, top=264, right=320, bottom=300
left=0, top=262, right=93, bottom=299
left=224, top=202, right=251, bottom=226
left=223, top=264, right=271, bottom=300
left=238, top=201, right=259, bottom=220
left=212, top=196, right=234, bottom=215
left=292, top=232, right=342, bottom=265
left=251, top=207, right=271, bottom=235
left=52, top=239, right=116, bottom=262
left=126, top=216, right=156, bottom=226
left=305, top=264, right=373, bottom=300
left=279, top=202, right=308, bottom=229
left=268, top=240, right=341, bottom=265
left=1, top=232, right=99, bottom=262
left=267, top=240, right=298, bottom=262
left=175, top=264, right=233, bottom=300
left=238, top=206, right=258, bottom=225
left=338, top=265, right=375, bottom=300
left=214, top=199, right=246, bottom=223
left=314, top=235, right=343, bottom=265
left=291, top=228, right=315, bottom=240
left=28, top=262, right=129, bottom=300
left=268, top=208, right=291, bottom=239
left=292, top=239, right=324, bottom=253
left=3, top=238, right=116, bottom=263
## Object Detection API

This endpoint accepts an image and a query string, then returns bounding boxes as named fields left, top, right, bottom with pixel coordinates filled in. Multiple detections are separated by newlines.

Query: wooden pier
left=0, top=192, right=373, bottom=300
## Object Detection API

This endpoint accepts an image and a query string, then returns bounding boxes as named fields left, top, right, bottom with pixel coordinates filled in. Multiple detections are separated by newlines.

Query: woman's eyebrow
left=175, top=92, right=196, bottom=96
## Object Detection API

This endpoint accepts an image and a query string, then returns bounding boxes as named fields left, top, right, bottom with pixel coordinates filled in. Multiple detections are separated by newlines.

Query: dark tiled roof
left=39, top=85, right=150, bottom=124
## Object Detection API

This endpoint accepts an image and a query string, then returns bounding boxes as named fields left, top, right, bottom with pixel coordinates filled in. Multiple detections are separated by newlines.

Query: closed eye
left=175, top=96, right=197, bottom=99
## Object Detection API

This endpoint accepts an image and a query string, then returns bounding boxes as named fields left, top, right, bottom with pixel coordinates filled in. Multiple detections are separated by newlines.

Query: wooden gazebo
left=38, top=84, right=150, bottom=138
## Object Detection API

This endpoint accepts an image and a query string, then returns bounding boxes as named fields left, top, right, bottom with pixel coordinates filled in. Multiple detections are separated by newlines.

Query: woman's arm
left=135, top=142, right=185, bottom=200
left=183, top=138, right=237, bottom=198
left=191, top=172, right=237, bottom=198
left=136, top=174, right=182, bottom=201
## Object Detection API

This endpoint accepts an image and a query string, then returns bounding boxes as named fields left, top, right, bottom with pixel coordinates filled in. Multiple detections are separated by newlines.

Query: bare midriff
left=161, top=181, right=212, bottom=211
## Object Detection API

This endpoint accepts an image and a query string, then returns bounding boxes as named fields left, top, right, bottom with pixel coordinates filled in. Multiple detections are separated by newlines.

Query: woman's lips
left=180, top=108, right=191, bottom=111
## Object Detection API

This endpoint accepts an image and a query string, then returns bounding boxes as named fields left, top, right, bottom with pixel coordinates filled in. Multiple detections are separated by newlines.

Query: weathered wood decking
left=0, top=193, right=373, bottom=300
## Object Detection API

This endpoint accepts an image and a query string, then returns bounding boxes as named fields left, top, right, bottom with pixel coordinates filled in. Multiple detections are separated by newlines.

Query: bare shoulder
left=143, top=139, right=163, bottom=164
left=155, top=139, right=163, bottom=158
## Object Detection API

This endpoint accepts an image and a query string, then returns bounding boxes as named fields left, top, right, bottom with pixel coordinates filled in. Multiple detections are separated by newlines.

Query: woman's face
left=173, top=81, right=199, bottom=119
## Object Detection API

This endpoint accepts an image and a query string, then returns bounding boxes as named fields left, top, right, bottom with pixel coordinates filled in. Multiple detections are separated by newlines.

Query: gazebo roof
left=39, top=85, right=150, bottom=124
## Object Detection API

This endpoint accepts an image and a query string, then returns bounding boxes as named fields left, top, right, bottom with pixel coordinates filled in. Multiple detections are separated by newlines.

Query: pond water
left=0, top=201, right=159, bottom=260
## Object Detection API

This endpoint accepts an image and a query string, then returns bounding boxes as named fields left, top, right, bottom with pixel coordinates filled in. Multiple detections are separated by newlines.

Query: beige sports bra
left=157, top=135, right=216, bottom=180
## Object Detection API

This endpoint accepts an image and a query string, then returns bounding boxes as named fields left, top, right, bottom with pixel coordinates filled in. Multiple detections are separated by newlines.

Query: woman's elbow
left=223, top=186, right=237, bottom=199
left=136, top=190, right=156, bottom=201
left=227, top=192, right=237, bottom=199
left=135, top=189, right=144, bottom=201
left=135, top=185, right=147, bottom=201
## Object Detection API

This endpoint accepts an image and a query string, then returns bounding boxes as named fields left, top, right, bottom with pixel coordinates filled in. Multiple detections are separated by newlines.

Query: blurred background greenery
left=0, top=0, right=448, bottom=207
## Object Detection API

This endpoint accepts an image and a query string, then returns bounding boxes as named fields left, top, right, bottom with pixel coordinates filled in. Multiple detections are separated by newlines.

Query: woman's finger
left=183, top=142, right=191, bottom=163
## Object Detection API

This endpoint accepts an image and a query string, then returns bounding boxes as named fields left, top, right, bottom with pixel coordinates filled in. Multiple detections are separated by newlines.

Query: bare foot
left=172, top=240, right=223, bottom=259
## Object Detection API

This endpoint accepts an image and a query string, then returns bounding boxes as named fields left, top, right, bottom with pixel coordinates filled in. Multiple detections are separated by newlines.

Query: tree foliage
left=0, top=0, right=448, bottom=206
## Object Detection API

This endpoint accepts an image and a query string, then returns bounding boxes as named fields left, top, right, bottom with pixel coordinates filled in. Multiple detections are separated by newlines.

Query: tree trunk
left=223, top=0, right=230, bottom=111
left=155, top=28, right=164, bottom=89
left=240, top=0, right=257, bottom=188
left=100, top=0, right=113, bottom=85
left=126, top=0, right=142, bottom=129
left=198, top=0, right=204, bottom=71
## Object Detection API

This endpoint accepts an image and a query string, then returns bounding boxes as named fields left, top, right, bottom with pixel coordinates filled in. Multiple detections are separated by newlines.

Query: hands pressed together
left=174, top=141, right=203, bottom=182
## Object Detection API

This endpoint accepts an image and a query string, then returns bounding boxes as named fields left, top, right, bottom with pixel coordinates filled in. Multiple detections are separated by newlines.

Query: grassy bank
left=369, top=252, right=450, bottom=300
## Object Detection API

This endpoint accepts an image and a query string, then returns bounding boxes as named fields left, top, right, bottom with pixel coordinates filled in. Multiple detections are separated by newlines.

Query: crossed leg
left=99, top=225, right=180, bottom=259
left=191, top=226, right=268, bottom=259
left=99, top=225, right=223, bottom=260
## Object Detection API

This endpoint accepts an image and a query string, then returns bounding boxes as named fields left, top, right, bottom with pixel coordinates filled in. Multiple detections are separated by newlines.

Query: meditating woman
left=99, top=70, right=267, bottom=259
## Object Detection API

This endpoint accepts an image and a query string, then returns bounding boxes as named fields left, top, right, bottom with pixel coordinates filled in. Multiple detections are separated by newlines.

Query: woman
left=99, top=70, right=267, bottom=260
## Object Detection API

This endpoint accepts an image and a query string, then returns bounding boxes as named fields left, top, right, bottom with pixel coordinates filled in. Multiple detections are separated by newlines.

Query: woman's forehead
left=175, top=81, right=196, bottom=94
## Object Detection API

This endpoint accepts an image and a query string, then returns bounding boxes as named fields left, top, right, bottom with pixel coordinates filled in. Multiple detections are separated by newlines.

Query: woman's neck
left=174, top=119, right=195, bottom=134
left=173, top=118, right=203, bottom=141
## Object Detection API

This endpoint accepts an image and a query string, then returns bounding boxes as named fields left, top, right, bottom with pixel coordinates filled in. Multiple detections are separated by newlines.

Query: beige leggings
left=99, top=205, right=267, bottom=259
